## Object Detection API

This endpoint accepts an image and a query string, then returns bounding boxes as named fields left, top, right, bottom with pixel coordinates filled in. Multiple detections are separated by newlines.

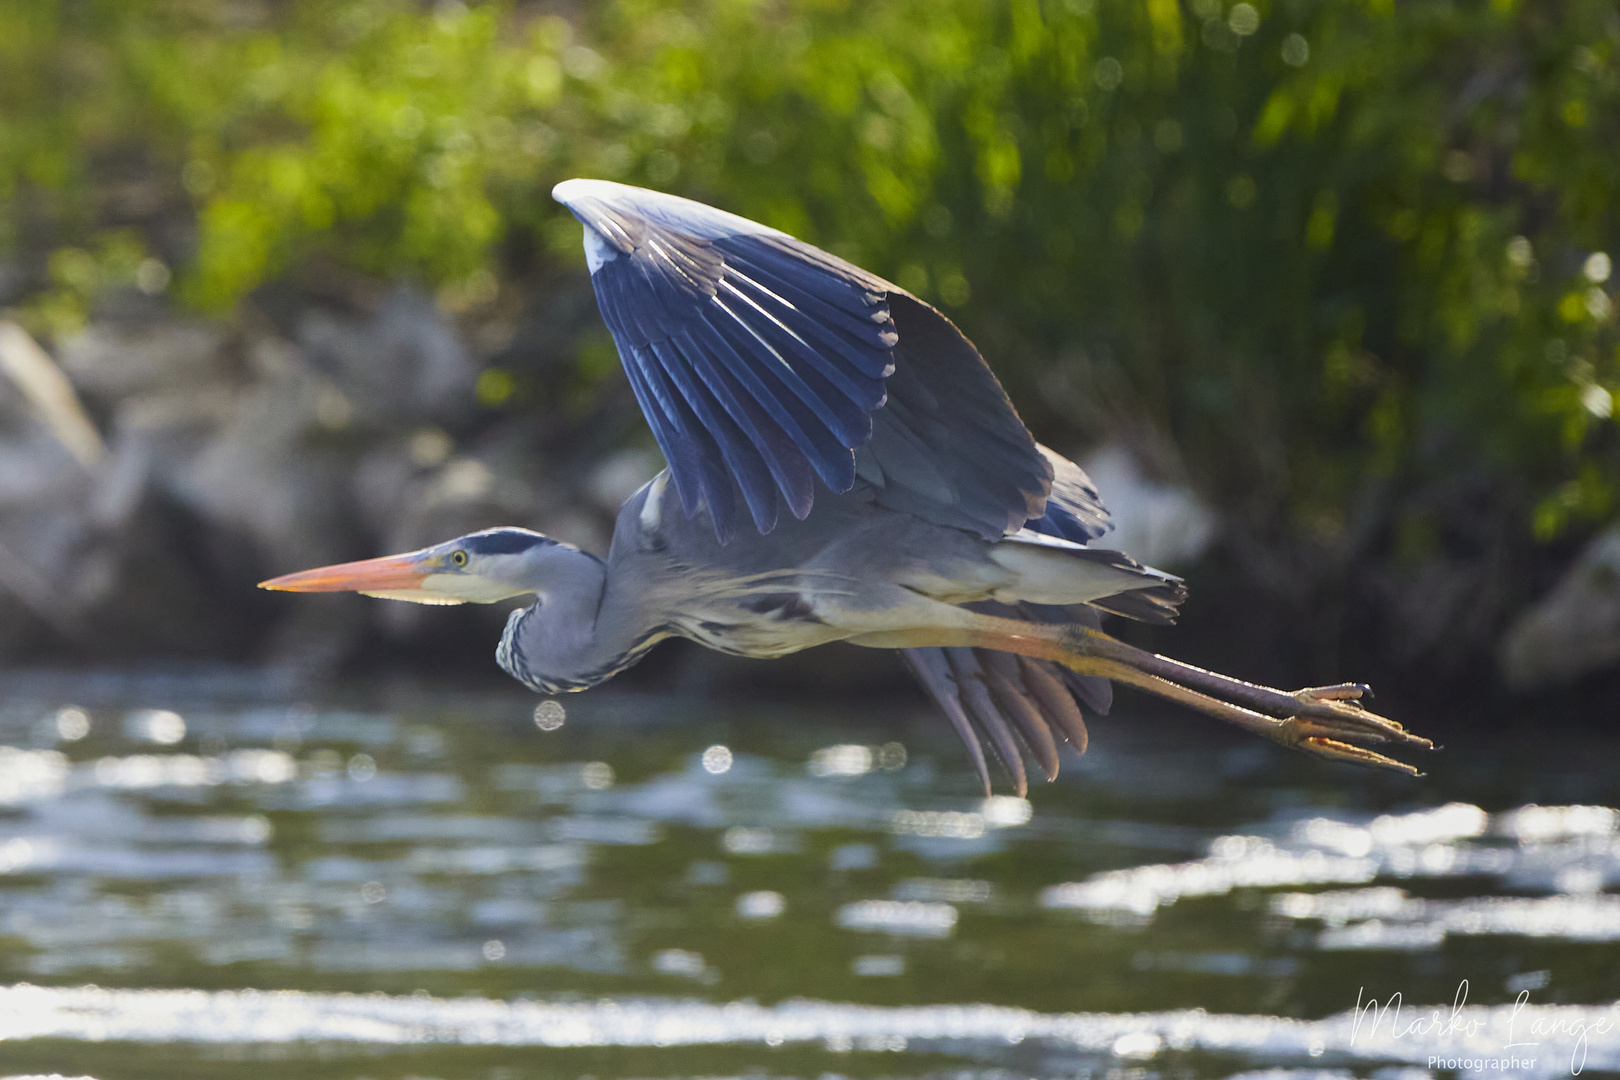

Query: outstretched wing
left=554, top=178, right=1052, bottom=542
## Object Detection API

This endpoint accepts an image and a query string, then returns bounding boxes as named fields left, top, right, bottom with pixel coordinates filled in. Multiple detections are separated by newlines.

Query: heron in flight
left=262, top=179, right=1431, bottom=793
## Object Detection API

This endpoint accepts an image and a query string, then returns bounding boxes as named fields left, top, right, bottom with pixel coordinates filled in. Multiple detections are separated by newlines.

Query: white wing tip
left=552, top=177, right=615, bottom=207
left=552, top=178, right=782, bottom=242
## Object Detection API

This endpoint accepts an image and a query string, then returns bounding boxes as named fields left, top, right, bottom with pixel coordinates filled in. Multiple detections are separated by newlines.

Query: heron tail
left=986, top=533, right=1186, bottom=618
left=898, top=601, right=1113, bottom=797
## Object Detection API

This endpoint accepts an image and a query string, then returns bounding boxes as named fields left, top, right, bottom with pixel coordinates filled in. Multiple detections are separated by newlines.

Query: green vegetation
left=3, top=0, right=1616, bottom=625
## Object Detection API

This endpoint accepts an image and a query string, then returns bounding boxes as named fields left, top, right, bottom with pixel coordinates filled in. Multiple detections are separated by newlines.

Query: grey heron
left=262, top=178, right=1431, bottom=793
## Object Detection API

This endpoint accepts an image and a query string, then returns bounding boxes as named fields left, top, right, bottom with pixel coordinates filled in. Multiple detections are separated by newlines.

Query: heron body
left=263, top=179, right=1431, bottom=793
left=496, top=459, right=1175, bottom=693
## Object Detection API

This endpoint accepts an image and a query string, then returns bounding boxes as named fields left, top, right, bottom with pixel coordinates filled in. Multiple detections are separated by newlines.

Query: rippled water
left=1, top=669, right=1617, bottom=1079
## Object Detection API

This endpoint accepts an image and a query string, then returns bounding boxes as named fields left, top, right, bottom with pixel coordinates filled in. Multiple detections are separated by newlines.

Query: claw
left=1299, top=736, right=1422, bottom=776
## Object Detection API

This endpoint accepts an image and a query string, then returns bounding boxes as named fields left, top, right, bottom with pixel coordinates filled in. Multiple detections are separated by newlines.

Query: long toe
left=1288, top=686, right=1434, bottom=750
left=1297, top=735, right=1424, bottom=776
left=1295, top=683, right=1372, bottom=702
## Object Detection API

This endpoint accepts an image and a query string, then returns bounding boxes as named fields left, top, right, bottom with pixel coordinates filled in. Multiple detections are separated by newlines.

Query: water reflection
left=0, top=680, right=1618, bottom=1078
left=1041, top=798, right=1620, bottom=948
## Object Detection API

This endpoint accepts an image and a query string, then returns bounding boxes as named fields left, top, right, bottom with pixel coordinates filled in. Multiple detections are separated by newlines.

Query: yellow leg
left=853, top=611, right=1431, bottom=776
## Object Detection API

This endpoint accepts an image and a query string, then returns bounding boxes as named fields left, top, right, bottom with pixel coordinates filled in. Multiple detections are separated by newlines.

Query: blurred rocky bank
left=0, top=277, right=660, bottom=683
left=2, top=283, right=1618, bottom=708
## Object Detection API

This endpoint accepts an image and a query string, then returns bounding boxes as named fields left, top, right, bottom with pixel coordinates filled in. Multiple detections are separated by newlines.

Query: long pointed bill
left=259, top=553, right=431, bottom=595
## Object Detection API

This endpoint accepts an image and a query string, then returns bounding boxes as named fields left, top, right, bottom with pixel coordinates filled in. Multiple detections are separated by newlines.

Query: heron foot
left=1262, top=684, right=1432, bottom=775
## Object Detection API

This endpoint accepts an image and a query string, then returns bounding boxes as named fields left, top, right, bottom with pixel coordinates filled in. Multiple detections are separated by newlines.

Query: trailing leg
left=856, top=610, right=1432, bottom=775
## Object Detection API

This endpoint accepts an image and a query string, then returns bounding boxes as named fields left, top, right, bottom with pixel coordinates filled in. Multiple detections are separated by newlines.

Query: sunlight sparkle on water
left=533, top=699, right=566, bottom=731
left=735, top=890, right=786, bottom=919
left=125, top=709, right=186, bottom=745
left=54, top=706, right=90, bottom=741
left=836, top=899, right=958, bottom=938
left=701, top=744, right=732, bottom=774
left=0, top=983, right=1615, bottom=1077
left=809, top=743, right=871, bottom=777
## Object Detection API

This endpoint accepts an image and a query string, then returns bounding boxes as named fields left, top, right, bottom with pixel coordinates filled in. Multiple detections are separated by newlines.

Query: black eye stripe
left=461, top=528, right=554, bottom=555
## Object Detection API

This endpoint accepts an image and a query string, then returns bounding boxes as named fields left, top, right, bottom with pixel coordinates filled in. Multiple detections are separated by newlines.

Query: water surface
left=0, top=670, right=1616, bottom=1078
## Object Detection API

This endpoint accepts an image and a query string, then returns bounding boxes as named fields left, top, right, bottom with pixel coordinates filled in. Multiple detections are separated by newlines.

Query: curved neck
left=497, top=548, right=657, bottom=693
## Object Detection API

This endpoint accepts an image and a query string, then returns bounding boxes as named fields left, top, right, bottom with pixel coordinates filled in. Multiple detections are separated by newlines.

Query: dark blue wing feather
left=553, top=178, right=1058, bottom=541
left=674, top=325, right=816, bottom=519
left=626, top=343, right=735, bottom=537
left=697, top=309, right=862, bottom=476
left=558, top=180, right=892, bottom=536
left=624, top=360, right=706, bottom=524
left=706, top=292, right=874, bottom=440
left=650, top=336, right=781, bottom=534
left=717, top=239, right=898, bottom=366
left=856, top=294, right=1052, bottom=538
left=1024, top=446, right=1112, bottom=543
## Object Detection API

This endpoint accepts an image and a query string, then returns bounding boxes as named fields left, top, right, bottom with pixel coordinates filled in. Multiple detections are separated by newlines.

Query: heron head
left=258, top=528, right=564, bottom=605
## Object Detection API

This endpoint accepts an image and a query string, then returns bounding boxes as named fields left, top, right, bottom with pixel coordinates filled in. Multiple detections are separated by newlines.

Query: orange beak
left=258, top=552, right=430, bottom=593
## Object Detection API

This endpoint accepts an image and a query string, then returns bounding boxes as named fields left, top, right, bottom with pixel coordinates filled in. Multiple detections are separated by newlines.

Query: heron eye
left=451, top=550, right=468, bottom=567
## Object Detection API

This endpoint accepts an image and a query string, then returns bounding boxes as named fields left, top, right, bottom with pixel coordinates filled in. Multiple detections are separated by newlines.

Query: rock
left=1499, top=525, right=1620, bottom=689
left=0, top=289, right=645, bottom=677
left=586, top=447, right=663, bottom=516
left=0, top=321, right=298, bottom=660
left=297, top=286, right=476, bottom=425
left=0, top=323, right=108, bottom=646
left=169, top=357, right=350, bottom=571
left=56, top=319, right=226, bottom=401
left=0, top=322, right=106, bottom=468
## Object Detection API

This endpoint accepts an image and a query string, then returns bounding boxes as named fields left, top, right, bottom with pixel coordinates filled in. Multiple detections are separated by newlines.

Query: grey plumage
left=263, top=179, right=1434, bottom=791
